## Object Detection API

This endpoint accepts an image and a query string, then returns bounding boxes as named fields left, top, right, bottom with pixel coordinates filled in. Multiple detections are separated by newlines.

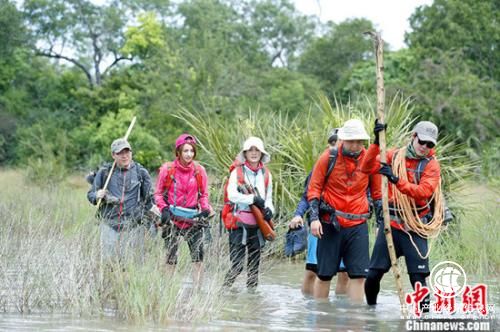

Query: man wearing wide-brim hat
left=307, top=119, right=382, bottom=302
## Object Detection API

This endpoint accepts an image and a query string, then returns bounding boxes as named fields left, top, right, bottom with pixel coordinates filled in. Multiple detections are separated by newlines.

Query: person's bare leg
left=335, top=272, right=349, bottom=295
left=347, top=277, right=365, bottom=303
left=313, top=278, right=331, bottom=299
left=301, top=270, right=317, bottom=296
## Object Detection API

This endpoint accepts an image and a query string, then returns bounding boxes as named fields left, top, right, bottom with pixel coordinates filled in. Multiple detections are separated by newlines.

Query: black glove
left=198, top=210, right=210, bottom=218
left=309, top=199, right=320, bottom=221
left=379, top=163, right=399, bottom=184
left=263, top=207, right=273, bottom=222
left=373, top=119, right=387, bottom=145
left=161, top=208, right=171, bottom=226
left=253, top=195, right=266, bottom=210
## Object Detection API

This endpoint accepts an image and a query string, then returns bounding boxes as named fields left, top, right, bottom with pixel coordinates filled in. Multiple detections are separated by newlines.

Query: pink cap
left=175, top=134, right=197, bottom=149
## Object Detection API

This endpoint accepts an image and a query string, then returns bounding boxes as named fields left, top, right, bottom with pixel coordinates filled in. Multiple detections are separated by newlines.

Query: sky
left=293, top=0, right=433, bottom=50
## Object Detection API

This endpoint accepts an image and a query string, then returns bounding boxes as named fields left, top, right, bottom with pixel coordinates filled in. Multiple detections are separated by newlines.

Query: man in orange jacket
left=308, top=119, right=381, bottom=302
left=360, top=121, right=441, bottom=310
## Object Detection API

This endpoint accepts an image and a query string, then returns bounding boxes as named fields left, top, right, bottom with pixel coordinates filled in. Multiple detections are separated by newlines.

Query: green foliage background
left=0, top=0, right=497, bottom=184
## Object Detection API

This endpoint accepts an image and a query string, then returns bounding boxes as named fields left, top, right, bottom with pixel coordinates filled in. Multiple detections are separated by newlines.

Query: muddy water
left=0, top=261, right=498, bottom=331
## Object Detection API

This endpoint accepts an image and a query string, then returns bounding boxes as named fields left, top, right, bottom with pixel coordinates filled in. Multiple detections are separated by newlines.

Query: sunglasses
left=416, top=136, right=435, bottom=149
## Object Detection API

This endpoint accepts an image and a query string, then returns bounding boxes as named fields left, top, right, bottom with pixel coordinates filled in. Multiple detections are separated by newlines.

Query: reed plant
left=0, top=170, right=229, bottom=322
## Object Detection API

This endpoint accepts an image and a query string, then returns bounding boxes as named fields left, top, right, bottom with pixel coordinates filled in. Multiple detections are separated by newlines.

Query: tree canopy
left=0, top=0, right=496, bottom=182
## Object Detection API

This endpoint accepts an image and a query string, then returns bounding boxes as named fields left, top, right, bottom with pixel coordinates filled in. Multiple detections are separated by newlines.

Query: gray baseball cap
left=111, top=138, right=132, bottom=154
left=413, top=121, right=438, bottom=144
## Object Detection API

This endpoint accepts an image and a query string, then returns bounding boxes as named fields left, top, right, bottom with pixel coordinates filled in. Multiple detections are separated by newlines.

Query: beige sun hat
left=337, top=119, right=370, bottom=141
left=236, top=136, right=271, bottom=164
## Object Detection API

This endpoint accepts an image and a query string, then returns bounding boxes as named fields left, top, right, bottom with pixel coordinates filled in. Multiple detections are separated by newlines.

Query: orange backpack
left=221, top=161, right=270, bottom=230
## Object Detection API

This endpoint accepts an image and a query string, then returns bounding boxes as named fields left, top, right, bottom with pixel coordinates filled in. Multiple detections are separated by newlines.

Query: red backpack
left=221, top=160, right=270, bottom=230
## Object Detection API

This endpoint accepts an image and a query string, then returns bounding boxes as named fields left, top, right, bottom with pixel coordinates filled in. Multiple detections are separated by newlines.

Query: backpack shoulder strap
left=193, top=161, right=204, bottom=196
left=263, top=165, right=270, bottom=189
left=134, top=162, right=144, bottom=183
left=236, top=164, right=245, bottom=185
left=415, top=157, right=433, bottom=184
left=324, top=147, right=338, bottom=184
left=98, top=163, right=113, bottom=187
left=163, top=162, right=176, bottom=191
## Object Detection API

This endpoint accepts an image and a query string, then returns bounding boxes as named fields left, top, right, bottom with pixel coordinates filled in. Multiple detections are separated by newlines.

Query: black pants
left=162, top=224, right=204, bottom=264
left=223, top=227, right=262, bottom=289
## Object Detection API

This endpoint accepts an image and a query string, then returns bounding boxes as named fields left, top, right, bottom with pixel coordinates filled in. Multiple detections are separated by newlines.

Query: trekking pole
left=366, top=31, right=408, bottom=318
left=96, top=116, right=137, bottom=209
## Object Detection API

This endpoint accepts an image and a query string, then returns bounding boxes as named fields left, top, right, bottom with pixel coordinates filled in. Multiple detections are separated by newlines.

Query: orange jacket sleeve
left=307, top=148, right=330, bottom=202
left=369, top=172, right=382, bottom=200
left=360, top=143, right=380, bottom=175
left=395, top=158, right=441, bottom=201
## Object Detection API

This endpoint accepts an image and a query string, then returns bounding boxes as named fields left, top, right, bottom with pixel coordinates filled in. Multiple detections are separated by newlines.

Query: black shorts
left=305, top=263, right=318, bottom=274
left=162, top=224, right=204, bottom=264
left=316, top=222, right=369, bottom=281
left=369, top=227, right=430, bottom=275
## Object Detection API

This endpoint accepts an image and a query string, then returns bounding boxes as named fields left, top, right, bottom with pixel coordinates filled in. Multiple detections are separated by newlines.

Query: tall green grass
left=0, top=170, right=229, bottom=322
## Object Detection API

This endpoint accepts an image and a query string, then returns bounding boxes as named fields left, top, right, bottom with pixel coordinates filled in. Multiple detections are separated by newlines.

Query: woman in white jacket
left=223, top=136, right=274, bottom=291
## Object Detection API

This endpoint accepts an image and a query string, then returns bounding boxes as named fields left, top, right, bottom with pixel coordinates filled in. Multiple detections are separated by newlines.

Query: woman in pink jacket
left=154, top=134, right=212, bottom=283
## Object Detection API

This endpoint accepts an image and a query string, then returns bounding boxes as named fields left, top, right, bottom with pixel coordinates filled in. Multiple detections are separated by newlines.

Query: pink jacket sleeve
left=154, top=164, right=169, bottom=212
left=198, top=165, right=211, bottom=211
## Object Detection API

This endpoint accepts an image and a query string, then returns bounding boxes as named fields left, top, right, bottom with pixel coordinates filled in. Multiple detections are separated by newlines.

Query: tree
left=406, top=0, right=499, bottom=80
left=408, top=50, right=499, bottom=146
left=298, top=18, right=376, bottom=97
left=246, top=0, right=315, bottom=67
left=23, top=0, right=134, bottom=88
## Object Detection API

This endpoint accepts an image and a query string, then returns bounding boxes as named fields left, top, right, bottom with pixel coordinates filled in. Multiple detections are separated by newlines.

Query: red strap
left=236, top=165, right=245, bottom=185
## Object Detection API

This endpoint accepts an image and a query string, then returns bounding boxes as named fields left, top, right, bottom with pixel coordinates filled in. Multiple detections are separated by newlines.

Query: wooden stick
left=96, top=116, right=137, bottom=209
left=366, top=31, right=408, bottom=318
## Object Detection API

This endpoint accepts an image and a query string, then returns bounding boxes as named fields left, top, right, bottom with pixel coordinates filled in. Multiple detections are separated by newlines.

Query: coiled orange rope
left=392, top=146, right=444, bottom=258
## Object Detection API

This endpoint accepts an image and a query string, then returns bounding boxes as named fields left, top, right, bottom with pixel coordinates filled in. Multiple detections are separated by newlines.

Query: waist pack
left=170, top=205, right=199, bottom=219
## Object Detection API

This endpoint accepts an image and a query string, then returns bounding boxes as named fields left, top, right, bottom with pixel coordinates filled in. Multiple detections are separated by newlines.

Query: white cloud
left=293, top=0, right=433, bottom=50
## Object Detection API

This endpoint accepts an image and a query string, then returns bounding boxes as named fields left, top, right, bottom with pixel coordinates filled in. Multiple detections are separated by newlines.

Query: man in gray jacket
left=87, top=138, right=155, bottom=262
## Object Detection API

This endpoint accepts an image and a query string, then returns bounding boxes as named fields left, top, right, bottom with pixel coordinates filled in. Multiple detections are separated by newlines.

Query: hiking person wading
left=223, top=137, right=274, bottom=292
left=154, top=134, right=213, bottom=286
left=307, top=120, right=382, bottom=302
left=288, top=128, right=350, bottom=296
left=361, top=121, right=442, bottom=311
left=87, top=138, right=155, bottom=263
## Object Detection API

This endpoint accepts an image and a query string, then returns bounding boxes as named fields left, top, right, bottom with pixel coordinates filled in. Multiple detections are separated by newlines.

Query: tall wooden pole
left=96, top=116, right=137, bottom=209
left=366, top=32, right=407, bottom=318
